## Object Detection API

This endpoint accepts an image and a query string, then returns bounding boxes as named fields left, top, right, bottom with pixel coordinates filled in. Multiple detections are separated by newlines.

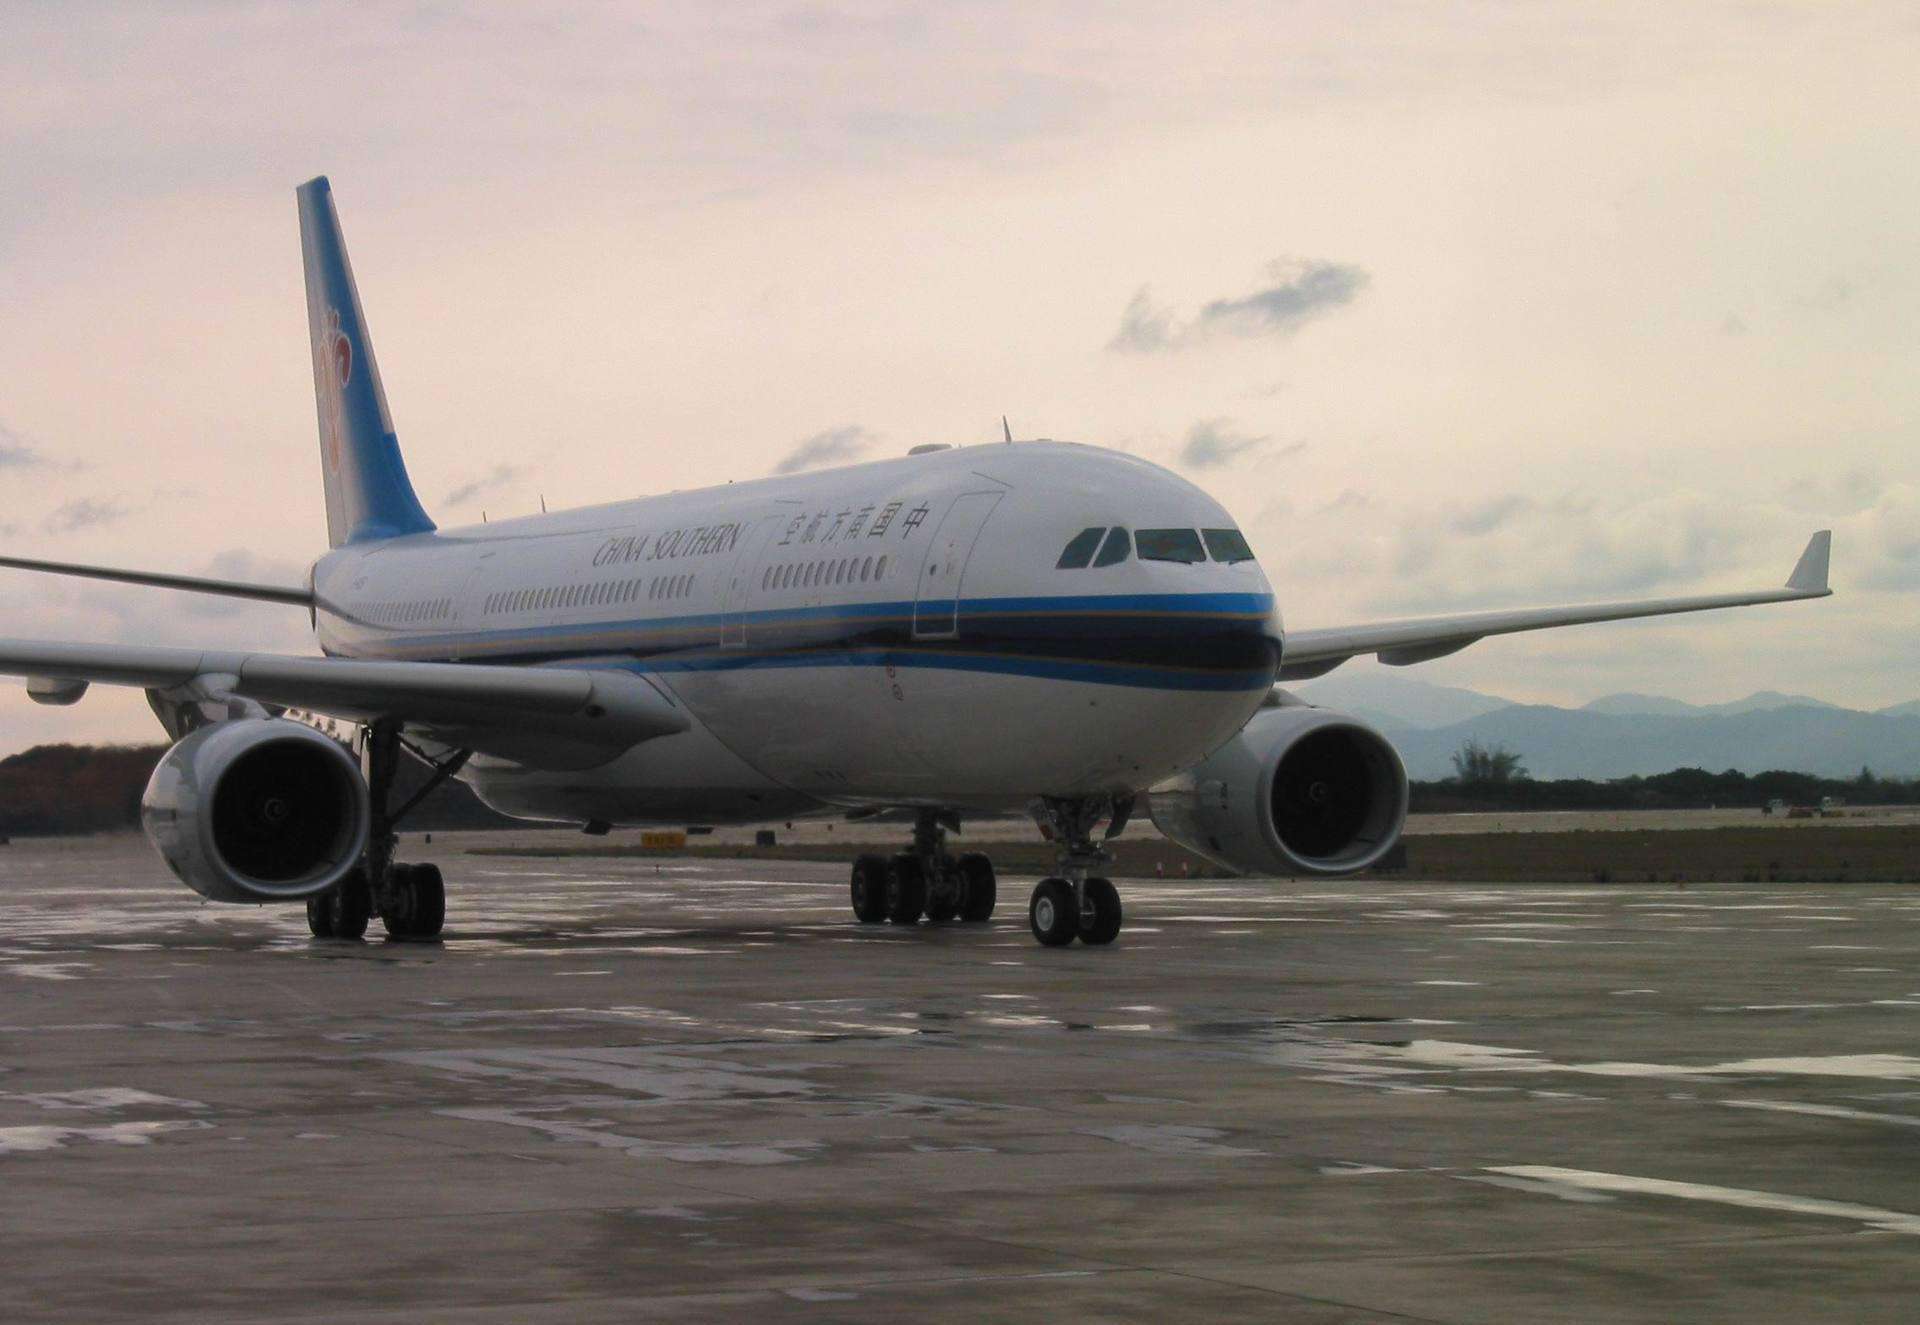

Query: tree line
left=1, top=740, right=1914, bottom=837
left=1418, top=739, right=1920, bottom=813
left=0, top=742, right=518, bottom=837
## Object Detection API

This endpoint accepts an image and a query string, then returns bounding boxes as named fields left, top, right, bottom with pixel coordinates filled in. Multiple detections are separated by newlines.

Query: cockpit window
left=1056, top=527, right=1106, bottom=569
left=1202, top=528, right=1256, bottom=564
left=1136, top=528, right=1206, bottom=564
left=1092, top=526, right=1132, bottom=567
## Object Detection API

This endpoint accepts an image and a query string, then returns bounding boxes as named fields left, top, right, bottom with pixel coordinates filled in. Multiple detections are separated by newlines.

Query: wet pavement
left=4, top=833, right=1920, bottom=1321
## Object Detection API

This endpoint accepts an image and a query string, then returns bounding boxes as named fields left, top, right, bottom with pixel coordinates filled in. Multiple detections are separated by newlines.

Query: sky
left=0, top=2, right=1916, bottom=754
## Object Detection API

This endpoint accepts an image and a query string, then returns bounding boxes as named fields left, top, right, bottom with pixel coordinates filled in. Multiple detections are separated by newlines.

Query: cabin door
left=911, top=491, right=1003, bottom=639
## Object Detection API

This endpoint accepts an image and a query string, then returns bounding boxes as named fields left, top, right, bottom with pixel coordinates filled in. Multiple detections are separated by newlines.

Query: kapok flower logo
left=315, top=307, right=352, bottom=472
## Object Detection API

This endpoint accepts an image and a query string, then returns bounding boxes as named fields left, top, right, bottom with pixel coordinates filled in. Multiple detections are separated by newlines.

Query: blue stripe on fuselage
left=323, top=591, right=1282, bottom=691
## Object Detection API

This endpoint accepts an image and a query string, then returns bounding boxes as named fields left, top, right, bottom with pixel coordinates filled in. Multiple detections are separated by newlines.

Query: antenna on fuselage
left=1002, top=416, right=1013, bottom=444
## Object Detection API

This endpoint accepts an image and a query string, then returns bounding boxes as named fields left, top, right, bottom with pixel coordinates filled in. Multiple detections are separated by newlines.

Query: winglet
left=1786, top=530, right=1831, bottom=594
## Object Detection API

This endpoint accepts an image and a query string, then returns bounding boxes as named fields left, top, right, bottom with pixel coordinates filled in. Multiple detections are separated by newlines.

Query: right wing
left=0, top=639, right=688, bottom=768
left=1279, top=530, right=1831, bottom=681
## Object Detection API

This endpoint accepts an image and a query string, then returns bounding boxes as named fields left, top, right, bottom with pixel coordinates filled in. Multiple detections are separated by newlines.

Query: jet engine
left=141, top=718, right=370, bottom=903
left=1148, top=705, right=1408, bottom=876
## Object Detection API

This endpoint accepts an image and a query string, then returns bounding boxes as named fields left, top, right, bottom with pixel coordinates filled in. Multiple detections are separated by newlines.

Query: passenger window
left=1092, top=527, right=1131, bottom=567
left=1136, top=528, right=1206, bottom=564
left=876, top=555, right=889, bottom=580
left=861, top=556, right=873, bottom=582
left=1202, top=528, right=1256, bottom=563
left=1056, top=527, right=1105, bottom=569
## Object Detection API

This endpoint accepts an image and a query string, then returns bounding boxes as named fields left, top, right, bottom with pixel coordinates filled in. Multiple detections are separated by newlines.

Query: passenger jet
left=0, top=178, right=1834, bottom=946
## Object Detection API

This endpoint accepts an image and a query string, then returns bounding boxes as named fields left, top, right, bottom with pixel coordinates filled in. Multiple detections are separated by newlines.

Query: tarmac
left=5, top=830, right=1920, bottom=1322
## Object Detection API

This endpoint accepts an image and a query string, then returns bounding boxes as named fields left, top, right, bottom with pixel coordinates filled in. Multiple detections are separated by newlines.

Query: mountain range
left=1289, top=673, right=1920, bottom=781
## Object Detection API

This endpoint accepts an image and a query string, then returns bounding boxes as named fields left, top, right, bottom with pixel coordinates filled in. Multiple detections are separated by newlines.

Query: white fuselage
left=309, top=442, right=1282, bottom=825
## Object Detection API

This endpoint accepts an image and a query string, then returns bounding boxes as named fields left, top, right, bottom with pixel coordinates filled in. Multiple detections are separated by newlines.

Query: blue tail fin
left=296, top=177, right=435, bottom=547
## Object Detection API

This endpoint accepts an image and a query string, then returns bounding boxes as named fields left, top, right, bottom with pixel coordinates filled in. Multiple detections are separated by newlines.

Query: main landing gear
left=1025, top=796, right=1130, bottom=948
left=849, top=809, right=997, bottom=929
left=844, top=797, right=1133, bottom=949
left=307, top=721, right=467, bottom=942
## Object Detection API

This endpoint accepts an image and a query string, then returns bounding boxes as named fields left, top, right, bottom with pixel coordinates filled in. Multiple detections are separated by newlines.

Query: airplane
left=0, top=177, right=1834, bottom=948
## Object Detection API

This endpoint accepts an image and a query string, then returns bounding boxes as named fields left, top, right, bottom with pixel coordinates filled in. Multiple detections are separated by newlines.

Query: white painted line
left=1489, top=1166, right=1920, bottom=1235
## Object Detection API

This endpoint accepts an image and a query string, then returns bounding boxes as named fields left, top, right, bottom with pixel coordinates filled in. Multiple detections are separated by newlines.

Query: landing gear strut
left=847, top=809, right=996, bottom=928
left=307, top=721, right=467, bottom=941
left=1026, top=796, right=1129, bottom=948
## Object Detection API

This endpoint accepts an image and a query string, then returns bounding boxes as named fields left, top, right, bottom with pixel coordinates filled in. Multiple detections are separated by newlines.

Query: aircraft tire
left=850, top=854, right=889, bottom=923
left=1029, top=878, right=1078, bottom=947
left=1079, top=877, right=1122, bottom=946
left=926, top=893, right=959, bottom=923
left=885, top=855, right=927, bottom=924
left=332, top=868, right=372, bottom=940
left=305, top=893, right=336, bottom=938
left=958, top=853, right=996, bottom=922
left=382, top=863, right=446, bottom=940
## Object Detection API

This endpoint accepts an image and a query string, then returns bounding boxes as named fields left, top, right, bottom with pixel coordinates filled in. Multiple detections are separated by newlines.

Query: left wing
left=0, top=639, right=688, bottom=767
left=1279, top=530, right=1831, bottom=681
left=0, top=554, right=313, bottom=606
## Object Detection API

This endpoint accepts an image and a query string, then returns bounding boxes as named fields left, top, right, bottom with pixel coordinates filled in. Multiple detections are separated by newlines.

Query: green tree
left=1451, top=739, right=1528, bottom=785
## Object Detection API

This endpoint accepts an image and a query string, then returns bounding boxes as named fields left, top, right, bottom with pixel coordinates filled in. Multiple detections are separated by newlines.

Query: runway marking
left=1082, top=1124, right=1263, bottom=1158
left=1723, top=1100, right=1920, bottom=1128
left=0, top=1120, right=210, bottom=1154
left=2, top=1087, right=207, bottom=1112
left=1488, top=1165, right=1920, bottom=1236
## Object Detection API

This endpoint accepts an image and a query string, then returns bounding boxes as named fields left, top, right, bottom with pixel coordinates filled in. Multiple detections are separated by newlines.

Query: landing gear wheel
left=306, top=893, right=336, bottom=938
left=306, top=868, right=371, bottom=940
left=382, top=863, right=446, bottom=940
left=1029, top=877, right=1079, bottom=947
left=958, top=852, right=997, bottom=922
left=926, top=892, right=959, bottom=923
left=850, top=854, right=889, bottom=923
left=1079, top=876, right=1122, bottom=945
left=886, top=855, right=927, bottom=924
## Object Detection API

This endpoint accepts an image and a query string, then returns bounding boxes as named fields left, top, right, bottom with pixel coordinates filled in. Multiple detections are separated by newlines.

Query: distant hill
left=1879, top=700, right=1920, bottom=719
left=1584, top=689, right=1843, bottom=717
left=1290, top=674, right=1513, bottom=730
left=1389, top=705, right=1920, bottom=781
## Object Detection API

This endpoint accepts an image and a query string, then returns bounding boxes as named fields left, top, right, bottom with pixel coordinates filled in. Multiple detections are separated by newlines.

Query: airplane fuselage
left=311, top=442, right=1283, bottom=825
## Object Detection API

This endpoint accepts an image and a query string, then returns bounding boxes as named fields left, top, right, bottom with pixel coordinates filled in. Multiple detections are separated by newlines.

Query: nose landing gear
left=1026, top=796, right=1129, bottom=947
left=846, top=809, right=998, bottom=928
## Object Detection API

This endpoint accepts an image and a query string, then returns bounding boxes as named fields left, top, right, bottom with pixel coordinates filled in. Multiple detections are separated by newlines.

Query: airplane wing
left=1278, top=530, right=1831, bottom=681
left=0, top=639, right=688, bottom=767
left=0, top=554, right=313, bottom=606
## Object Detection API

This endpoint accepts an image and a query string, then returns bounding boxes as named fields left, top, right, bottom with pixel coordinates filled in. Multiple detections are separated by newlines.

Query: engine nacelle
left=141, top=719, right=370, bottom=903
left=1148, top=706, right=1408, bottom=876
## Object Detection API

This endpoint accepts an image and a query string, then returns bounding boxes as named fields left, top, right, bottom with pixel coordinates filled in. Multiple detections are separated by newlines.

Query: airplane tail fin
left=296, top=176, right=435, bottom=548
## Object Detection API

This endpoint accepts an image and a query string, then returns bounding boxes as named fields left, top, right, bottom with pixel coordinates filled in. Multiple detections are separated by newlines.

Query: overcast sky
left=1, top=2, right=1915, bottom=754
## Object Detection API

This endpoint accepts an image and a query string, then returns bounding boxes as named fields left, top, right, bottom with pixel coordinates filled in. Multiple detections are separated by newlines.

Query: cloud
left=1109, top=260, right=1369, bottom=353
left=443, top=464, right=530, bottom=508
left=1178, top=418, right=1303, bottom=470
left=1110, top=289, right=1178, bottom=353
left=43, top=498, right=126, bottom=534
left=0, top=420, right=46, bottom=469
left=774, top=425, right=874, bottom=474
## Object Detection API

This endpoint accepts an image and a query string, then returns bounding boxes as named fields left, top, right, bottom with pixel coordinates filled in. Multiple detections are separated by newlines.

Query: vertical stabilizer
left=296, top=177, right=435, bottom=547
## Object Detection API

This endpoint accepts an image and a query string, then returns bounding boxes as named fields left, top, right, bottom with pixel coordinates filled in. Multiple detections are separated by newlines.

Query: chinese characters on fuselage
left=590, top=496, right=935, bottom=570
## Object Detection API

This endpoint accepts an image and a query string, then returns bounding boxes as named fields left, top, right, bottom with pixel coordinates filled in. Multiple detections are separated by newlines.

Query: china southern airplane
left=0, top=178, right=1833, bottom=947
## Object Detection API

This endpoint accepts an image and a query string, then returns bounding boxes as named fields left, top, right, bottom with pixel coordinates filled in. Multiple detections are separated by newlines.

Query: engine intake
left=141, top=719, right=370, bottom=903
left=1148, top=705, right=1408, bottom=876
